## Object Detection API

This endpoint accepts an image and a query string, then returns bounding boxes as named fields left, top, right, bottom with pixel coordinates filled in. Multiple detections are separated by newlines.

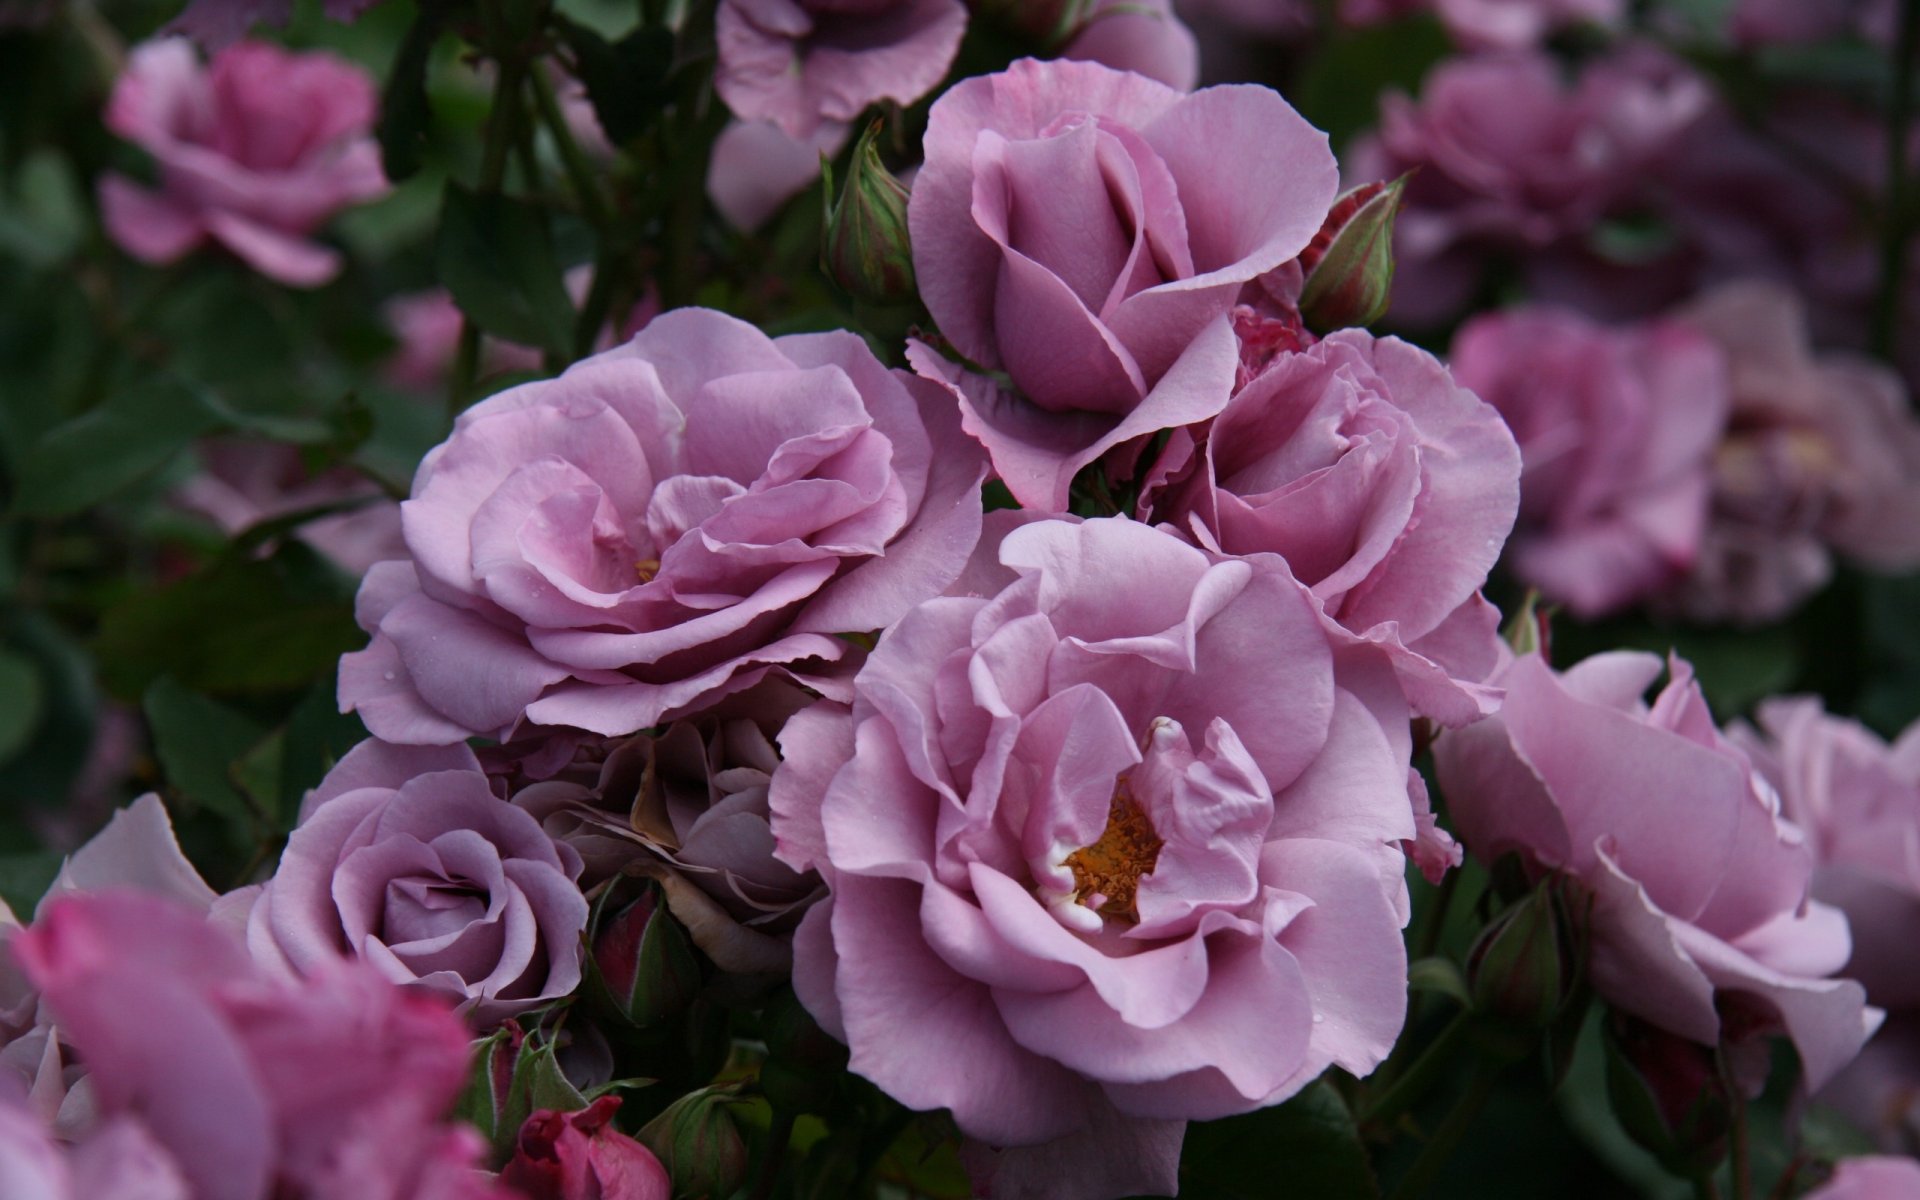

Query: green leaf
left=1293, top=17, right=1453, bottom=153
left=435, top=183, right=574, bottom=357
left=0, top=850, right=60, bottom=920
left=1177, top=1080, right=1377, bottom=1199
left=11, top=377, right=222, bottom=518
left=1408, top=955, right=1471, bottom=1008
left=143, top=677, right=268, bottom=824
left=378, top=0, right=445, bottom=181
left=555, top=17, right=676, bottom=146
left=277, top=676, right=368, bottom=824
left=0, top=649, right=43, bottom=764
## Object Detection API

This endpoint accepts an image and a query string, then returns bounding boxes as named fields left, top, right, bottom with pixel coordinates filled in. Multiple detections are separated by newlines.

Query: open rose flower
left=1449, top=306, right=1729, bottom=619
left=907, top=58, right=1338, bottom=510
left=339, top=307, right=987, bottom=744
left=1435, top=651, right=1880, bottom=1091
left=99, top=39, right=387, bottom=287
left=1141, top=329, right=1519, bottom=726
left=14, top=891, right=506, bottom=1200
left=1731, top=699, right=1920, bottom=1008
left=771, top=517, right=1416, bottom=1200
left=238, top=739, right=590, bottom=1025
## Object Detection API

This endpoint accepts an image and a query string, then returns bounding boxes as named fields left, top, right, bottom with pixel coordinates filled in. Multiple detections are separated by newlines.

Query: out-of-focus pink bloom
left=14, top=891, right=508, bottom=1200
left=1806, top=1156, right=1920, bottom=1200
left=908, top=57, right=1337, bottom=509
left=175, top=441, right=404, bottom=578
left=98, top=39, right=387, bottom=287
left=340, top=307, right=987, bottom=745
left=168, top=0, right=380, bottom=48
left=1449, top=306, right=1729, bottom=618
left=1819, top=1014, right=1920, bottom=1155
left=500, top=1096, right=671, bottom=1200
left=1733, top=698, right=1920, bottom=1008
left=1059, top=0, right=1200, bottom=90
left=714, top=0, right=966, bottom=143
left=1657, top=282, right=1920, bottom=625
left=1728, top=0, right=1893, bottom=46
left=237, top=738, right=589, bottom=1025
left=706, top=119, right=850, bottom=233
left=1142, top=330, right=1519, bottom=726
left=1343, top=0, right=1623, bottom=47
left=1435, top=651, right=1880, bottom=1091
left=771, top=517, right=1418, bottom=1200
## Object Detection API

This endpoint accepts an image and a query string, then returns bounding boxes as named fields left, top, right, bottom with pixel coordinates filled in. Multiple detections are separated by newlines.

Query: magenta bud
left=821, top=120, right=916, bottom=306
left=1298, top=174, right=1409, bottom=334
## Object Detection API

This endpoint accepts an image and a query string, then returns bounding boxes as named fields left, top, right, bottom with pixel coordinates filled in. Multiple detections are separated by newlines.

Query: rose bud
left=1603, top=1016, right=1730, bottom=1180
left=1467, top=883, right=1574, bottom=1038
left=638, top=1085, right=749, bottom=1200
left=502, top=1095, right=671, bottom=1200
left=458, top=1020, right=528, bottom=1153
left=589, top=879, right=703, bottom=1032
left=1298, top=175, right=1409, bottom=334
left=821, top=120, right=916, bottom=305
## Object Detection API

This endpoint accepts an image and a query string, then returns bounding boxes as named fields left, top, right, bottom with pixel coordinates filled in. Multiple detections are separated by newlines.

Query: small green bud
left=821, top=120, right=917, bottom=305
left=1501, top=589, right=1551, bottom=659
left=639, top=1084, right=750, bottom=1200
left=1467, top=884, right=1569, bottom=1035
left=589, top=878, right=703, bottom=1030
left=1298, top=174, right=1410, bottom=334
left=1603, top=1015, right=1731, bottom=1180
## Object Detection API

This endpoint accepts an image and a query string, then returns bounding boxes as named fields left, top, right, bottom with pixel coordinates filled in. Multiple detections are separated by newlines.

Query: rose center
left=1063, top=776, right=1163, bottom=924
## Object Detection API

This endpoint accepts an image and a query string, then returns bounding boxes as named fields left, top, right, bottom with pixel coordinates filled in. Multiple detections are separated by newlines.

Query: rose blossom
left=237, top=738, right=590, bottom=1025
left=1141, top=329, right=1520, bottom=726
left=339, top=307, right=988, bottom=745
left=98, top=39, right=388, bottom=288
left=13, top=891, right=506, bottom=1200
left=1434, top=651, right=1880, bottom=1091
left=1448, top=306, right=1729, bottom=619
left=771, top=517, right=1417, bottom=1199
left=907, top=58, right=1338, bottom=510
left=714, top=0, right=967, bottom=143
left=175, top=440, right=405, bottom=577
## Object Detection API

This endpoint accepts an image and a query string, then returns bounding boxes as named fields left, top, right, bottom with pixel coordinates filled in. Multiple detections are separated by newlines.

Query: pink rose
left=175, top=440, right=405, bottom=577
left=770, top=517, right=1417, bottom=1198
left=714, top=0, right=966, bottom=142
left=1807, top=1157, right=1920, bottom=1200
left=1434, top=651, right=1880, bottom=1091
left=240, top=738, right=590, bottom=1024
left=500, top=1096, right=671, bottom=1200
left=340, top=307, right=987, bottom=744
left=1659, top=282, right=1920, bottom=624
left=1058, top=0, right=1200, bottom=91
left=381, top=273, right=659, bottom=395
left=1732, top=698, right=1920, bottom=1008
left=907, top=58, right=1338, bottom=509
left=14, top=891, right=507, bottom=1200
left=98, top=39, right=388, bottom=287
left=1448, top=306, right=1729, bottom=618
left=1141, top=329, right=1519, bottom=725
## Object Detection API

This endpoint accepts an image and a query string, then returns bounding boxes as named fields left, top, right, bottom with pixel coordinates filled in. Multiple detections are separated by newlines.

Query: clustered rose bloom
left=1448, top=306, right=1729, bottom=618
left=907, top=57, right=1338, bottom=509
left=9, top=891, right=505, bottom=1200
left=1141, top=329, right=1520, bottom=725
left=99, top=39, right=388, bottom=287
left=339, top=307, right=988, bottom=744
left=772, top=518, right=1418, bottom=1197
left=1436, top=651, right=1880, bottom=1090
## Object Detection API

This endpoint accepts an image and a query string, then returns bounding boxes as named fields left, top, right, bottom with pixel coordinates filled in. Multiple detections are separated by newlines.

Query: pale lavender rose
left=771, top=517, right=1418, bottom=1199
left=239, top=739, right=590, bottom=1025
left=1449, top=306, right=1729, bottom=619
left=1351, top=49, right=1706, bottom=327
left=1731, top=698, right=1920, bottom=1008
left=1807, top=1157, right=1920, bottom=1200
left=714, top=0, right=966, bottom=144
left=908, top=58, right=1338, bottom=510
left=175, top=440, right=405, bottom=577
left=340, top=307, right=987, bottom=745
left=14, top=891, right=508, bottom=1200
left=1141, top=330, right=1519, bottom=727
left=1658, top=282, right=1920, bottom=625
left=1435, top=651, right=1880, bottom=1091
left=98, top=39, right=387, bottom=288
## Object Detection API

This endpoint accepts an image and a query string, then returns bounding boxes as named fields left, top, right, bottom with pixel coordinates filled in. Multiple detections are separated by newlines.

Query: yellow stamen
left=635, top=558, right=660, bottom=583
left=1063, top=777, right=1162, bottom=924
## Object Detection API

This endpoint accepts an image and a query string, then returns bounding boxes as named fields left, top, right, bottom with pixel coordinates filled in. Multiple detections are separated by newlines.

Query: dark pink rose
left=1449, top=306, right=1729, bottom=618
left=908, top=58, right=1338, bottom=509
left=501, top=1096, right=671, bottom=1200
left=1732, top=698, right=1920, bottom=1008
left=1142, top=330, right=1519, bottom=726
left=771, top=517, right=1418, bottom=1198
left=1658, top=282, right=1920, bottom=624
left=340, top=307, right=987, bottom=745
left=14, top=891, right=507, bottom=1200
left=1435, top=651, right=1880, bottom=1091
left=240, top=739, right=590, bottom=1025
left=175, top=440, right=405, bottom=577
left=98, top=39, right=387, bottom=287
left=714, top=0, right=966, bottom=143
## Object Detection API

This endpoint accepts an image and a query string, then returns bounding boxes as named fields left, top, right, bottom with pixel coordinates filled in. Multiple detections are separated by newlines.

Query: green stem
left=530, top=67, right=614, bottom=231
left=1386, top=1063, right=1500, bottom=1200
left=1361, top=1010, right=1473, bottom=1128
left=1415, top=863, right=1461, bottom=962
left=448, top=56, right=530, bottom=417
left=1728, top=1079, right=1753, bottom=1200
left=1872, top=0, right=1920, bottom=361
left=1693, top=1175, right=1723, bottom=1200
left=748, top=1110, right=793, bottom=1200
left=574, top=249, right=618, bottom=360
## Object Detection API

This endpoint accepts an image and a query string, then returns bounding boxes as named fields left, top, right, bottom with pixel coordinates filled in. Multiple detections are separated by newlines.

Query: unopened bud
left=589, top=878, right=702, bottom=1030
left=1467, top=885, right=1570, bottom=1034
left=456, top=1020, right=527, bottom=1157
left=639, top=1084, right=750, bottom=1200
left=821, top=120, right=916, bottom=305
left=1604, top=1016, right=1730, bottom=1180
left=1502, top=589, right=1551, bottom=660
left=1298, top=174, right=1409, bottom=334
